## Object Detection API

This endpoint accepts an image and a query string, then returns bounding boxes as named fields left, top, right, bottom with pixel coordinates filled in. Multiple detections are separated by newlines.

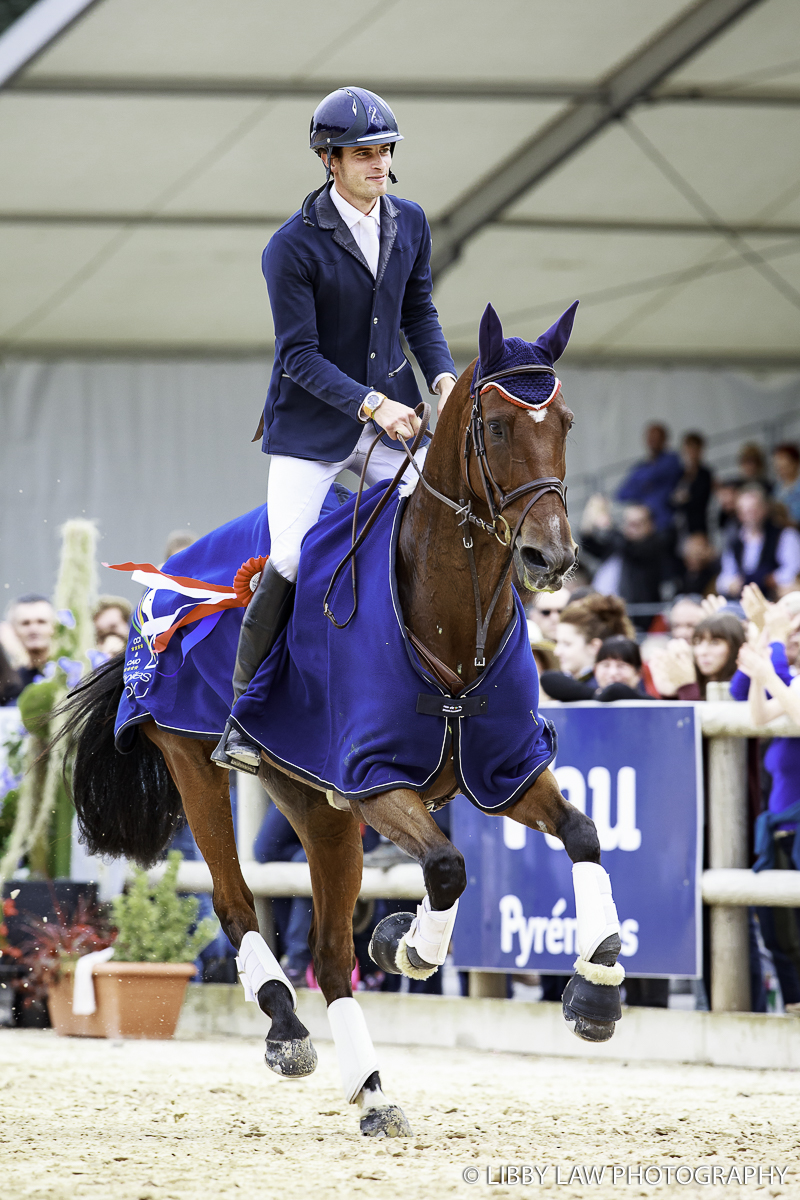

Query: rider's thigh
left=267, top=454, right=344, bottom=581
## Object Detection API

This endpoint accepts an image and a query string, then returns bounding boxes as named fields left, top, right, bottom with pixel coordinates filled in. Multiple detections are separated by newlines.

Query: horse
left=56, top=304, right=624, bottom=1138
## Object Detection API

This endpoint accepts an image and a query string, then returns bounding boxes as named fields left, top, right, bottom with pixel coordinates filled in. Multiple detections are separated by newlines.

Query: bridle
left=324, top=362, right=569, bottom=677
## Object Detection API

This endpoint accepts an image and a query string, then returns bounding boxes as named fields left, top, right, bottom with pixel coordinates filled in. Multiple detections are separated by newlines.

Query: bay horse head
left=461, top=302, right=578, bottom=592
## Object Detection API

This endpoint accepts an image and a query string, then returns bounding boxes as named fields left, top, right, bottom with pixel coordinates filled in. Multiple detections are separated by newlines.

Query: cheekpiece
left=472, top=300, right=579, bottom=409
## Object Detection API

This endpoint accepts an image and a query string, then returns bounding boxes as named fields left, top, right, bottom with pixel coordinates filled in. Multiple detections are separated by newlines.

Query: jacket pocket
left=388, top=358, right=409, bottom=378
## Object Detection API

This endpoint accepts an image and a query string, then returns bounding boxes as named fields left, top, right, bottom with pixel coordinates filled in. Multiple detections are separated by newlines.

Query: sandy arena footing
left=1, top=1028, right=798, bottom=1200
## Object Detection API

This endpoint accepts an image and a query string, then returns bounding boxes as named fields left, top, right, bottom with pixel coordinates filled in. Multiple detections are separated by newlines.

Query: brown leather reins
left=323, top=364, right=568, bottom=679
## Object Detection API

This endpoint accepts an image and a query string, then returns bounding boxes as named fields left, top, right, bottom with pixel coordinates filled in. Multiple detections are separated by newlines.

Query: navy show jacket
left=258, top=184, right=456, bottom=462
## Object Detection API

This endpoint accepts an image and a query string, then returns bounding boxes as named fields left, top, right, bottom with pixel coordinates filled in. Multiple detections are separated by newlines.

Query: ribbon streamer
left=105, top=560, right=248, bottom=653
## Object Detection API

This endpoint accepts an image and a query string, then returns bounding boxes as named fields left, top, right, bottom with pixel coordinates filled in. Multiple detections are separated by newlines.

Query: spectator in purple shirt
left=735, top=593, right=800, bottom=1011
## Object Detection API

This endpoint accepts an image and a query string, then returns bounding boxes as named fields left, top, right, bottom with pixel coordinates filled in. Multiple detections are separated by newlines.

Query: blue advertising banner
left=451, top=702, right=702, bottom=978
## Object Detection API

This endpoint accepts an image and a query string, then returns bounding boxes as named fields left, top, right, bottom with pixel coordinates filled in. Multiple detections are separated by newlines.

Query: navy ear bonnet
left=473, top=301, right=578, bottom=409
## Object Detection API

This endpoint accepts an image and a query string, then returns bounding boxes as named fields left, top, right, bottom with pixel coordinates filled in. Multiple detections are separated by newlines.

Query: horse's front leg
left=146, top=729, right=315, bottom=1076
left=504, top=767, right=624, bottom=1043
left=350, top=787, right=466, bottom=983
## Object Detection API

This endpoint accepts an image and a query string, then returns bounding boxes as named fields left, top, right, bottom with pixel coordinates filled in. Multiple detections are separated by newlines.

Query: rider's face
left=328, top=144, right=392, bottom=209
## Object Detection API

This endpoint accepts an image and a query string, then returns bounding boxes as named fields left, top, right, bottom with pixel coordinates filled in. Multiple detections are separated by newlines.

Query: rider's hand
left=434, top=374, right=456, bottom=416
left=373, top=398, right=421, bottom=441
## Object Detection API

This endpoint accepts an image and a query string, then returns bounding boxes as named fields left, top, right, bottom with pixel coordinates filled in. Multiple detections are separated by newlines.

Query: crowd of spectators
left=578, top=424, right=800, bottom=612
left=525, top=425, right=800, bottom=1013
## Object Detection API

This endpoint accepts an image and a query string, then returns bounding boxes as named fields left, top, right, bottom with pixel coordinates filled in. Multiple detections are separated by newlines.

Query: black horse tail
left=52, top=654, right=183, bottom=867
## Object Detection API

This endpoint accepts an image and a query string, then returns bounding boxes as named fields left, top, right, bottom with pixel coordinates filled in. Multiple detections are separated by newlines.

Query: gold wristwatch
left=361, top=390, right=386, bottom=421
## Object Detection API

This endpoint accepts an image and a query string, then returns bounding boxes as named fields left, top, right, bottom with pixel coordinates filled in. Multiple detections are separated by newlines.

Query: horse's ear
left=478, top=303, right=505, bottom=370
left=534, top=300, right=579, bottom=363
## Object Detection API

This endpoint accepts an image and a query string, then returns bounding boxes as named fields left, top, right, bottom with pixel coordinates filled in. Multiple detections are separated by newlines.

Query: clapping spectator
left=674, top=533, right=719, bottom=597
left=582, top=501, right=667, bottom=628
left=616, top=422, right=683, bottom=532
left=739, top=610, right=800, bottom=730
left=648, top=613, right=744, bottom=699
left=773, top=444, right=800, bottom=526
left=668, top=594, right=705, bottom=641
left=672, top=432, right=714, bottom=536
left=717, top=485, right=800, bottom=600
left=736, top=596, right=800, bottom=1010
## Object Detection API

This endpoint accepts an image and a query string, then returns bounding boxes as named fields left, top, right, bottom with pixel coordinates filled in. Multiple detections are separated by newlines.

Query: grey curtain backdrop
left=2, top=356, right=799, bottom=605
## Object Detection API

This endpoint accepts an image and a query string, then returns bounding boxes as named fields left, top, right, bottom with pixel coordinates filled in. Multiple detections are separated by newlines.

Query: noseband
left=324, top=364, right=569, bottom=677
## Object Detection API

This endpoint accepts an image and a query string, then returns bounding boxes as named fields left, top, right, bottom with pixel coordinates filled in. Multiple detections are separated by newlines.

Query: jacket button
left=373, top=317, right=378, bottom=324
left=370, top=352, right=376, bottom=359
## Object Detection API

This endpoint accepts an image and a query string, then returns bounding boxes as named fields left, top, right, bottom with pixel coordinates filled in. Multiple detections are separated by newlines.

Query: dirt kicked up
left=1, top=1029, right=797, bottom=1200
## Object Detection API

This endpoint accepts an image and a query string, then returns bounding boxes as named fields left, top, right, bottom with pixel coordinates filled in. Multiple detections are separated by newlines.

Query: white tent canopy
left=1, top=0, right=799, bottom=361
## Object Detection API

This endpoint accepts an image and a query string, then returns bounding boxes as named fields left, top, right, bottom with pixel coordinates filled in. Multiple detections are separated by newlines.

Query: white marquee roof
left=1, top=0, right=799, bottom=361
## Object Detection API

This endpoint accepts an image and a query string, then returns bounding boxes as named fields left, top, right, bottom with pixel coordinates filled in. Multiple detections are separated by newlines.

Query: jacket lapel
left=314, top=185, right=371, bottom=275
left=376, top=195, right=398, bottom=289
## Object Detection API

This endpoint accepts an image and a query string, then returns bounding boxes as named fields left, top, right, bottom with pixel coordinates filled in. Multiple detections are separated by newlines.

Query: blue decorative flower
left=58, top=657, right=84, bottom=691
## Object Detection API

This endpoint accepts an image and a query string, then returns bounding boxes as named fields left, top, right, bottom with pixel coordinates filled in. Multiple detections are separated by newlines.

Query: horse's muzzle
left=515, top=541, right=576, bottom=592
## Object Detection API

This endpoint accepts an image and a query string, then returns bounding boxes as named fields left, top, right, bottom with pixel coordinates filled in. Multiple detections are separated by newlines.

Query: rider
left=213, top=86, right=457, bottom=771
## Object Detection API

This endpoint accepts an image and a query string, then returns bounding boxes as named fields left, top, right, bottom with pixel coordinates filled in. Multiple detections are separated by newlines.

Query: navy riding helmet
left=309, top=86, right=403, bottom=154
left=302, top=86, right=402, bottom=224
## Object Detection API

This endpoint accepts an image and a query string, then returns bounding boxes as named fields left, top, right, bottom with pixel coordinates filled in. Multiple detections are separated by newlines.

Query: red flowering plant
left=16, top=895, right=115, bottom=1006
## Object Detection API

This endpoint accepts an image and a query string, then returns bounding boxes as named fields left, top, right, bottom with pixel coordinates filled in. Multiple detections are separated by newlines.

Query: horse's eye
left=488, top=421, right=503, bottom=437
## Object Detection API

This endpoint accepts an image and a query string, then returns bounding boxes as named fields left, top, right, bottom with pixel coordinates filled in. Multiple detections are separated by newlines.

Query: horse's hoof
left=359, top=1104, right=413, bottom=1138
left=562, top=973, right=621, bottom=1043
left=368, top=912, right=414, bottom=975
left=565, top=1011, right=617, bottom=1042
left=264, top=1035, right=318, bottom=1077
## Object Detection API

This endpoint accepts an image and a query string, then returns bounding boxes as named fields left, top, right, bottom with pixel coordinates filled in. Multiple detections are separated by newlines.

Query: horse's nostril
left=520, top=546, right=549, bottom=573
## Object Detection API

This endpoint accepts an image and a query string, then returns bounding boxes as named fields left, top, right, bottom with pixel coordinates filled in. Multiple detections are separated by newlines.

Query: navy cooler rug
left=115, top=482, right=555, bottom=814
left=231, top=482, right=556, bottom=814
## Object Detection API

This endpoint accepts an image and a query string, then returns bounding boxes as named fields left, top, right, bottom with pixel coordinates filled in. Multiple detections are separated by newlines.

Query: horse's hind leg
left=504, top=768, right=624, bottom=1043
left=262, top=767, right=412, bottom=1138
left=144, top=727, right=316, bottom=1076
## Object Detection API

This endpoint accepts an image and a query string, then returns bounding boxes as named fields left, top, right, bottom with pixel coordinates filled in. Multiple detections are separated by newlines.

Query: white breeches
left=267, top=425, right=426, bottom=582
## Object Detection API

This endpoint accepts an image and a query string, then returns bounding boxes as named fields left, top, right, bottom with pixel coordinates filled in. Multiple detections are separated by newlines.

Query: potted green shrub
left=46, top=852, right=217, bottom=1039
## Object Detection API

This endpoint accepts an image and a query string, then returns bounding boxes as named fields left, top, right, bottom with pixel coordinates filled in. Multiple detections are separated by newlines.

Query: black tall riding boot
left=211, top=561, right=295, bottom=772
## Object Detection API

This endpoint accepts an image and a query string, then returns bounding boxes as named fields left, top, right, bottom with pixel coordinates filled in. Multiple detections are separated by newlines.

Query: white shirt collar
left=329, top=183, right=380, bottom=229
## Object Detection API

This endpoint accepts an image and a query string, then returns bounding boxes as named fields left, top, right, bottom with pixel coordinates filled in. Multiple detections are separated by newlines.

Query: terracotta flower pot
left=47, top=961, right=197, bottom=1039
